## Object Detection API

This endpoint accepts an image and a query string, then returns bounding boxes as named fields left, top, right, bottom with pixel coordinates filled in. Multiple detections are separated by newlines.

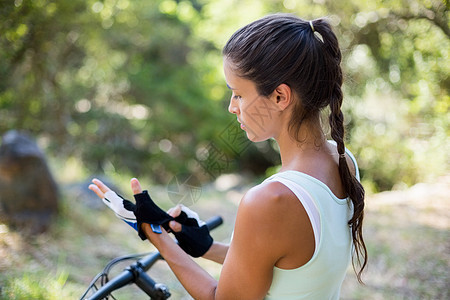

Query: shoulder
left=245, top=180, right=287, bottom=203
left=231, top=181, right=298, bottom=263
left=232, top=178, right=315, bottom=268
left=235, top=180, right=301, bottom=242
left=216, top=182, right=295, bottom=298
left=239, top=180, right=294, bottom=218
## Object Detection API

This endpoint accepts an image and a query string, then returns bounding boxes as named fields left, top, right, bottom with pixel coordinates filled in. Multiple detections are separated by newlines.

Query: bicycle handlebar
left=85, top=215, right=223, bottom=300
left=205, top=215, right=223, bottom=231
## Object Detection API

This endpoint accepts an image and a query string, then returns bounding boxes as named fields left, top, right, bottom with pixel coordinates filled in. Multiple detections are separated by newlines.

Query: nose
left=228, top=96, right=238, bottom=114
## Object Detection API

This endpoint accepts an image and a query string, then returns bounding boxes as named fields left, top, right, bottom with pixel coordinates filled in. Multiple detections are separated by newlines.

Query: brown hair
left=223, top=13, right=367, bottom=282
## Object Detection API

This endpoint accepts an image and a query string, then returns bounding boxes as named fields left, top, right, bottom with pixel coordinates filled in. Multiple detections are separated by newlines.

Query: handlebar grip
left=134, top=265, right=171, bottom=299
left=205, top=215, right=223, bottom=231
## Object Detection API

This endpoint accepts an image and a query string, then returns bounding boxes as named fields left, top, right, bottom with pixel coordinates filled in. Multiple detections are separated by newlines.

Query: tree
left=1, top=0, right=448, bottom=191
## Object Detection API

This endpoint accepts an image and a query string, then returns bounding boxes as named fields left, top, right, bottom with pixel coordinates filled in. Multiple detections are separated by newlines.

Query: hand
left=167, top=205, right=213, bottom=258
left=167, top=204, right=206, bottom=231
left=89, top=178, right=138, bottom=231
left=124, top=178, right=174, bottom=240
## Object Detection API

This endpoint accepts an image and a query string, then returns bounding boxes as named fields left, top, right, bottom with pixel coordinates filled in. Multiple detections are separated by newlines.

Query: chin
left=246, top=131, right=269, bottom=143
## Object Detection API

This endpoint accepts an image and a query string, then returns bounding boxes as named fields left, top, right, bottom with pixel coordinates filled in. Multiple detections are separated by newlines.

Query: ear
left=271, top=83, right=292, bottom=111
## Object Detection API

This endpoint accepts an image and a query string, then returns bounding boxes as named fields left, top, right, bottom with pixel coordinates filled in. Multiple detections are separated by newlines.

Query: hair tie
left=339, top=153, right=346, bottom=159
left=309, top=21, right=315, bottom=32
left=309, top=20, right=324, bottom=43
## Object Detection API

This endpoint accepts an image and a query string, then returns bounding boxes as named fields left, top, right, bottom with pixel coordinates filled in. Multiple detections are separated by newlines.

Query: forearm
left=202, top=242, right=229, bottom=264
left=142, top=223, right=218, bottom=300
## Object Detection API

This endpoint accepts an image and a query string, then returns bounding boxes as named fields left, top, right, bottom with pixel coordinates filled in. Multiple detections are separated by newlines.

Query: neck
left=275, top=121, right=326, bottom=172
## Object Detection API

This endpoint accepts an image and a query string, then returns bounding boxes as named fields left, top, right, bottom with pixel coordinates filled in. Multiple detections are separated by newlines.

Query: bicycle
left=80, top=216, right=223, bottom=300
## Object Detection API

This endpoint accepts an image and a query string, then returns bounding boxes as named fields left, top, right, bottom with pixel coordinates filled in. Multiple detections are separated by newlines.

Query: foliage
left=0, top=0, right=448, bottom=191
left=1, top=271, right=68, bottom=300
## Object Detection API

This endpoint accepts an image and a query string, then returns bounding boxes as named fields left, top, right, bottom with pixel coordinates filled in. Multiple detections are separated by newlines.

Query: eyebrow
left=226, top=83, right=235, bottom=90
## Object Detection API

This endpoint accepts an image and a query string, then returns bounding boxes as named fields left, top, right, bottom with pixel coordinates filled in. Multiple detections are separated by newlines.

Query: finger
left=130, top=178, right=143, bottom=195
left=89, top=184, right=105, bottom=199
left=169, top=220, right=182, bottom=233
left=91, top=178, right=111, bottom=194
left=167, top=204, right=182, bottom=217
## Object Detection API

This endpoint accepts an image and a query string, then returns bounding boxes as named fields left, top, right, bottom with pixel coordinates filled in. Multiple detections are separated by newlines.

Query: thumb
left=167, top=204, right=182, bottom=218
left=130, top=178, right=143, bottom=195
left=169, top=220, right=182, bottom=233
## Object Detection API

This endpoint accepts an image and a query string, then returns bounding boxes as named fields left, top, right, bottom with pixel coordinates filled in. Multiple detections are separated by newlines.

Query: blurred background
left=0, top=0, right=448, bottom=299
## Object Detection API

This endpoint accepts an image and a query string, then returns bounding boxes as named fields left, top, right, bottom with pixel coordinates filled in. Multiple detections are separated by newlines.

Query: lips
left=237, top=119, right=245, bottom=130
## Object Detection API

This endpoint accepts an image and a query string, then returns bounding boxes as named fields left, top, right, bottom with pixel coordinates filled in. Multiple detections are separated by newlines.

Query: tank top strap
left=326, top=140, right=360, bottom=181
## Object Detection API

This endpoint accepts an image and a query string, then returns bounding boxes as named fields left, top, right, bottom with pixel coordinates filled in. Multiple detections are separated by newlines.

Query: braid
left=329, top=84, right=367, bottom=283
left=317, top=18, right=368, bottom=283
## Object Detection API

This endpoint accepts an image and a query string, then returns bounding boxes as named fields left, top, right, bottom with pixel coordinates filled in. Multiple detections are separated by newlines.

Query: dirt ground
left=341, top=175, right=450, bottom=299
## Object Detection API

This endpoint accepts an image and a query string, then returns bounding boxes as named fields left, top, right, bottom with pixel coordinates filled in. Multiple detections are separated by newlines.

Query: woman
left=90, top=13, right=367, bottom=299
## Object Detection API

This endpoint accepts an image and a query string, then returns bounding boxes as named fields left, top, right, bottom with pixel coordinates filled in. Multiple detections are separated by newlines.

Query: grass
left=0, top=174, right=448, bottom=299
left=340, top=175, right=450, bottom=299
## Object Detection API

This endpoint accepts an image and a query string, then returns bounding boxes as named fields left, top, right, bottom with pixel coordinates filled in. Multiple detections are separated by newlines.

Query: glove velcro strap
left=174, top=225, right=213, bottom=257
left=173, top=211, right=199, bottom=227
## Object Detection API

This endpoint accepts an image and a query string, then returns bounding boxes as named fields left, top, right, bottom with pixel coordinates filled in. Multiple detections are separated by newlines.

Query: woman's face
left=223, top=58, right=280, bottom=142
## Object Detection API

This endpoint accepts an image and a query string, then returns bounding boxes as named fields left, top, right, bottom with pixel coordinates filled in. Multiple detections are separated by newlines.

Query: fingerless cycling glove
left=173, top=213, right=213, bottom=258
left=103, top=190, right=138, bottom=231
left=123, top=190, right=173, bottom=240
left=124, top=191, right=213, bottom=257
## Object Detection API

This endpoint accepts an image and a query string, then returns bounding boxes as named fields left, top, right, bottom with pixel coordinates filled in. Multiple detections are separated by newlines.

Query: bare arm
left=138, top=179, right=288, bottom=299
left=166, top=205, right=229, bottom=264
left=142, top=223, right=219, bottom=299
left=202, top=241, right=229, bottom=264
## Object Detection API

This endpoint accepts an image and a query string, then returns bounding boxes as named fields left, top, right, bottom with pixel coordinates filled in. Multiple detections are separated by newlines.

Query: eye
left=233, top=95, right=242, bottom=100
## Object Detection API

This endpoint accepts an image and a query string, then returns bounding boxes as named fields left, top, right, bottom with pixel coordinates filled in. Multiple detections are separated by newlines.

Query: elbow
left=207, top=285, right=218, bottom=300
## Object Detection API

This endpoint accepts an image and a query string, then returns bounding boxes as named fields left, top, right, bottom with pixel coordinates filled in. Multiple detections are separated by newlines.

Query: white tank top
left=264, top=143, right=360, bottom=300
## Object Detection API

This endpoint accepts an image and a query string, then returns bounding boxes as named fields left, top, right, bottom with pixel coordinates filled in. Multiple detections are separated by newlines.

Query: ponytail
left=313, top=18, right=368, bottom=283
left=330, top=95, right=368, bottom=284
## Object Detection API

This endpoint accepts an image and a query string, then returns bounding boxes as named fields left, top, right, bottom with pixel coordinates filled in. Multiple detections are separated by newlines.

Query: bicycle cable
left=80, top=252, right=152, bottom=300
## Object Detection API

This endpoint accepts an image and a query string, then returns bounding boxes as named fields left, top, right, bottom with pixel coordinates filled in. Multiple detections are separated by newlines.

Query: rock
left=0, top=130, right=59, bottom=234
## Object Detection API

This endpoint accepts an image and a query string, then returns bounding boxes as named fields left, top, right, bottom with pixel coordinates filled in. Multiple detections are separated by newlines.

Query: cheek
left=243, top=99, right=279, bottom=138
